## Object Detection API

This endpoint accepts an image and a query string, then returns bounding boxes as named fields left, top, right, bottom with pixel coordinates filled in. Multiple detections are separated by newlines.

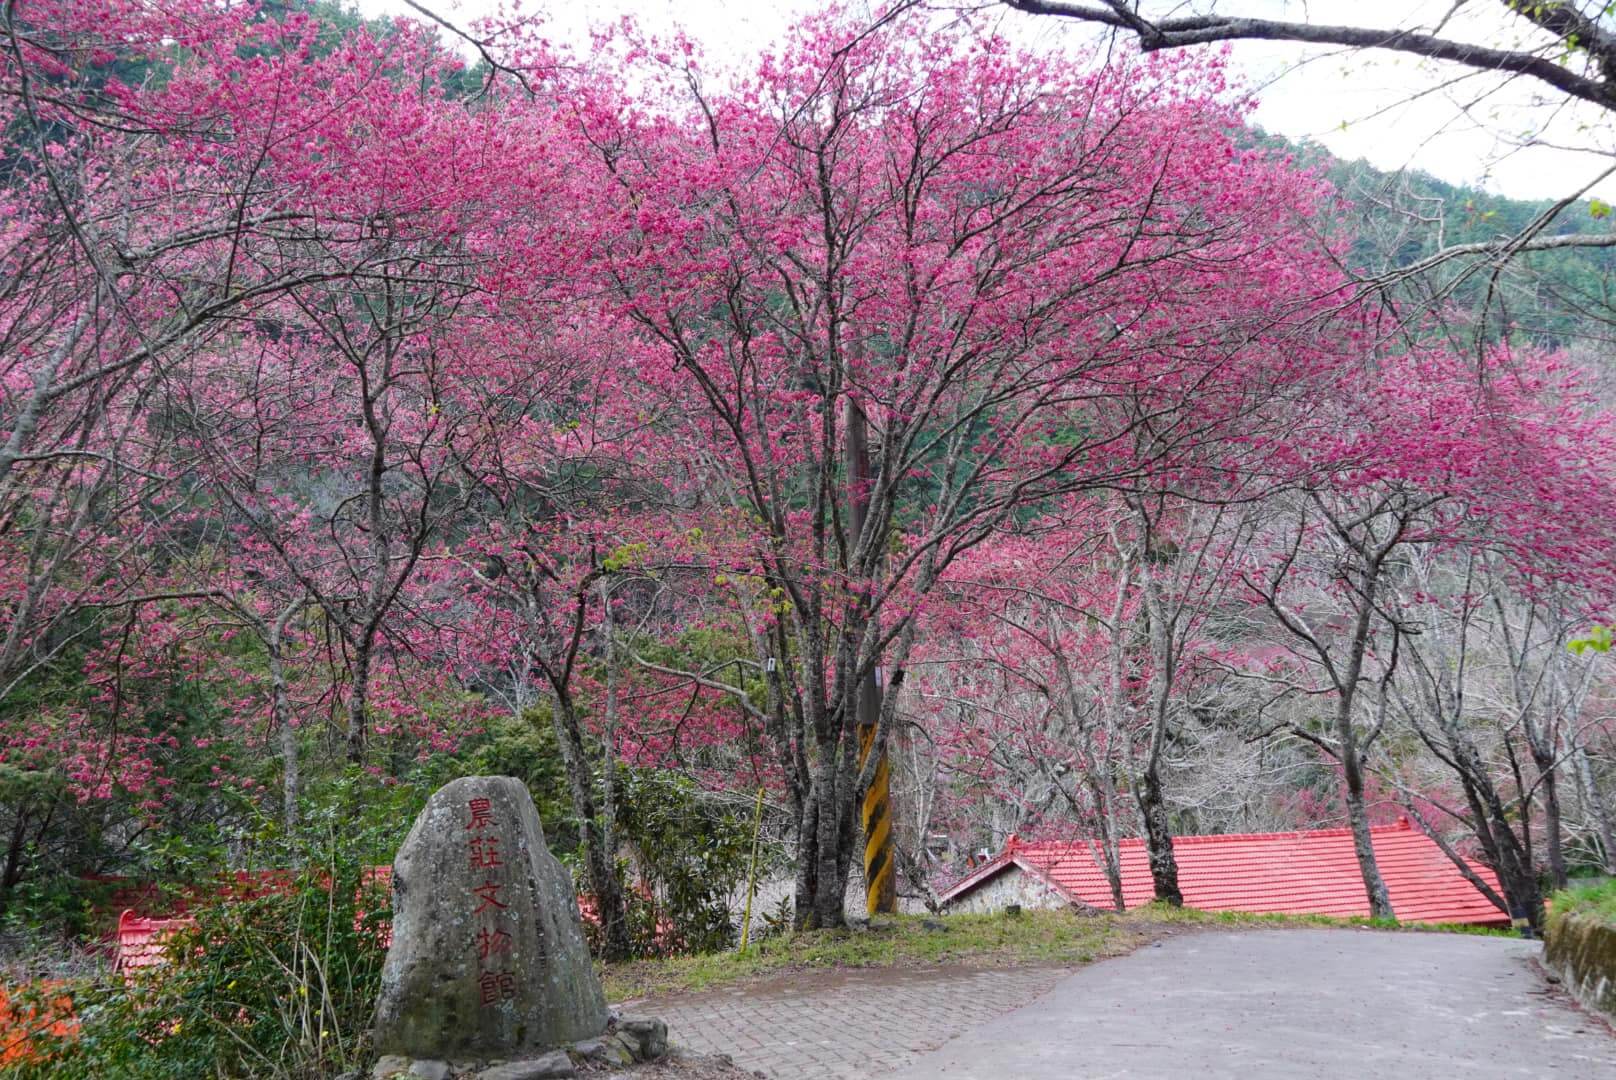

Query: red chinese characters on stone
left=478, top=969, right=517, bottom=1005
left=472, top=879, right=507, bottom=915
left=469, top=835, right=503, bottom=870
left=465, top=795, right=516, bottom=1008
left=467, top=797, right=495, bottom=833
left=476, top=926, right=513, bottom=960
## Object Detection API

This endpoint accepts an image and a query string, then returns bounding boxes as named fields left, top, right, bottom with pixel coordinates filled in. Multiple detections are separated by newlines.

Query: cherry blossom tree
left=572, top=8, right=1372, bottom=927
left=0, top=0, right=581, bottom=893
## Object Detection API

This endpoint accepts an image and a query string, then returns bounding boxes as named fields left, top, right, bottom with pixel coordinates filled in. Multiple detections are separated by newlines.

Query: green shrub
left=612, top=770, right=753, bottom=956
left=12, top=836, right=390, bottom=1080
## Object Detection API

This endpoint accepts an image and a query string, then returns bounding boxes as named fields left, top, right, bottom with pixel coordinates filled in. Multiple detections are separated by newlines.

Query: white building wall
left=946, top=865, right=1070, bottom=915
left=730, top=873, right=930, bottom=939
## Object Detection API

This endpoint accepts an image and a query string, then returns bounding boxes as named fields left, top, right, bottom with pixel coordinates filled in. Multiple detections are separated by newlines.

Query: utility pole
left=845, top=393, right=896, bottom=915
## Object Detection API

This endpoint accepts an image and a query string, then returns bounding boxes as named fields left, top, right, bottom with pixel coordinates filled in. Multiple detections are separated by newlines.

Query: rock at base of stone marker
left=610, top=1016, right=669, bottom=1062
left=569, top=1038, right=608, bottom=1061
left=475, top=1050, right=576, bottom=1080
left=576, top=1035, right=632, bottom=1066
left=372, top=1054, right=412, bottom=1080
left=372, top=776, right=609, bottom=1060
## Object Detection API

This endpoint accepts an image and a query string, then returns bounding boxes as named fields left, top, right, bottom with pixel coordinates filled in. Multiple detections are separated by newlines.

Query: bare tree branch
left=1002, top=1, right=1616, bottom=110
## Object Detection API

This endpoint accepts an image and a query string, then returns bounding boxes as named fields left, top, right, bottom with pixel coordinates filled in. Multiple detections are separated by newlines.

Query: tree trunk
left=807, top=733, right=856, bottom=928
left=346, top=639, right=371, bottom=763
left=0, top=810, right=30, bottom=920
left=1332, top=552, right=1393, bottom=920
left=1343, top=757, right=1395, bottom=919
left=1534, top=745, right=1568, bottom=891
left=270, top=643, right=298, bottom=834
left=1572, top=744, right=1616, bottom=875
left=1135, top=769, right=1182, bottom=906
left=793, top=797, right=820, bottom=929
left=1451, top=733, right=1545, bottom=932
left=268, top=598, right=304, bottom=834
left=600, top=584, right=620, bottom=860
left=1401, top=800, right=1509, bottom=916
left=1481, top=796, right=1545, bottom=932
left=548, top=688, right=632, bottom=961
left=1136, top=559, right=1182, bottom=906
left=1492, top=847, right=1544, bottom=933
left=1083, top=771, right=1126, bottom=912
left=791, top=689, right=865, bottom=931
left=1094, top=838, right=1125, bottom=913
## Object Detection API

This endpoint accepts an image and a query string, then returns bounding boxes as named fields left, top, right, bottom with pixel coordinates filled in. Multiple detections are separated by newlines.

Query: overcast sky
left=357, top=0, right=1616, bottom=202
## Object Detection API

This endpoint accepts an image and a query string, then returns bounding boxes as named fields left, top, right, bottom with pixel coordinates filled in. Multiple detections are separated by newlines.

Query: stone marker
left=372, top=776, right=609, bottom=1060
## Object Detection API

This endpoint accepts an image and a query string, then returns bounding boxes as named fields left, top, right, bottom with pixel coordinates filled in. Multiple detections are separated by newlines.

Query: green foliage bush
left=612, top=770, right=753, bottom=956
left=10, top=822, right=392, bottom=1079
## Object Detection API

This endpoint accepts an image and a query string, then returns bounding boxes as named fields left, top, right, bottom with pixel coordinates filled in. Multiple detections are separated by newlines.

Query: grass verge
left=601, top=904, right=1511, bottom=1002
left=602, top=909, right=1141, bottom=1001
left=1551, top=878, right=1616, bottom=923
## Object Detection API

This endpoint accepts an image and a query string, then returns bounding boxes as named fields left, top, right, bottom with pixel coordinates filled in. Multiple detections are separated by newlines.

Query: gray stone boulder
left=371, top=1056, right=411, bottom=1080
left=475, top=1051, right=575, bottom=1080
left=372, top=776, right=609, bottom=1059
left=610, top=1017, right=669, bottom=1062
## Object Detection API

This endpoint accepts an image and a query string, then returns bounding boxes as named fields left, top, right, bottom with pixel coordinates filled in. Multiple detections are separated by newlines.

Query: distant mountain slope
left=1266, top=133, right=1616, bottom=349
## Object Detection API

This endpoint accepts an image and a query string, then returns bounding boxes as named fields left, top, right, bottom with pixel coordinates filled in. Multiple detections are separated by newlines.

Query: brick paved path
left=627, top=964, right=1070, bottom=1079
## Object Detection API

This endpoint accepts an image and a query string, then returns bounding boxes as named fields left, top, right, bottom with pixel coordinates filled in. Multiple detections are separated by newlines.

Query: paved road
left=886, top=929, right=1616, bottom=1080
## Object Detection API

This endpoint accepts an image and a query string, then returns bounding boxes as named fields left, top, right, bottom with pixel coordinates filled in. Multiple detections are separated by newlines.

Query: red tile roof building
left=939, top=819, right=1509, bottom=927
left=114, top=910, right=195, bottom=975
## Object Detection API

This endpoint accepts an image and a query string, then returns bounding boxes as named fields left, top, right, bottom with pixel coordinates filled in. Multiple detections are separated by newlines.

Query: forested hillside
left=1244, top=134, right=1614, bottom=354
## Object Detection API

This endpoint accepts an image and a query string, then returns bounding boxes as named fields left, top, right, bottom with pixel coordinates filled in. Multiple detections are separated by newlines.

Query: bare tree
left=1239, top=489, right=1437, bottom=920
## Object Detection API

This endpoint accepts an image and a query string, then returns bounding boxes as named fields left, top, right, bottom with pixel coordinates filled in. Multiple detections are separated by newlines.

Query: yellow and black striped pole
left=859, top=714, right=896, bottom=914
left=846, top=390, right=897, bottom=916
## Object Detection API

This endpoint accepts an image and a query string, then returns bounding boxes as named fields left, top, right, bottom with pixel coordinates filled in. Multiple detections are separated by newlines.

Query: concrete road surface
left=883, top=929, right=1616, bottom=1079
